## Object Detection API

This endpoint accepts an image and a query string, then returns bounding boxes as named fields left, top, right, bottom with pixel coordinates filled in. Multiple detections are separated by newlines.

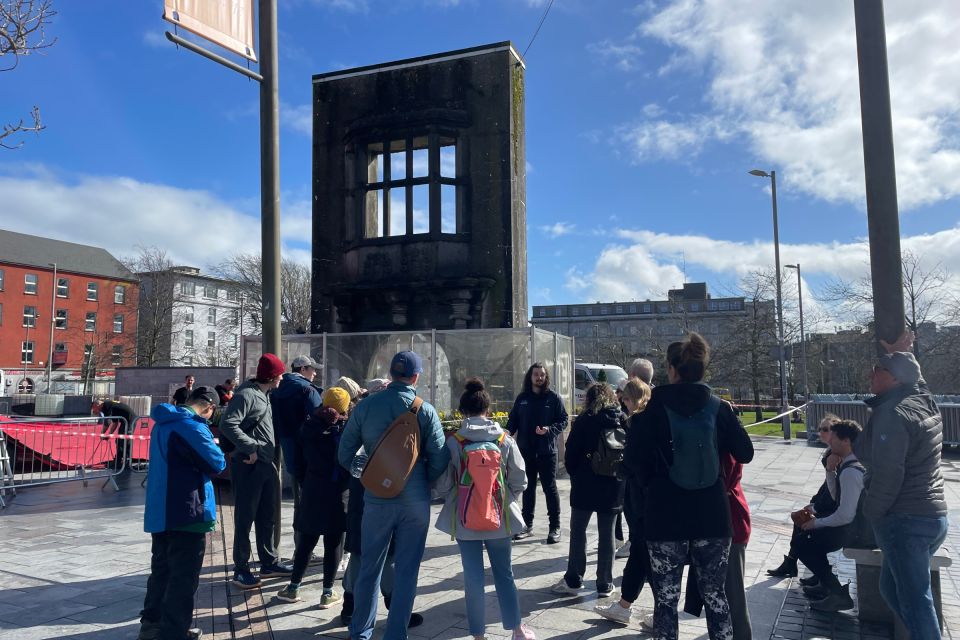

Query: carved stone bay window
left=358, top=132, right=459, bottom=239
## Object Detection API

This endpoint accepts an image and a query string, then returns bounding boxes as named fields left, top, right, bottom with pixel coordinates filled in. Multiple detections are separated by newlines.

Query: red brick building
left=0, top=230, right=139, bottom=395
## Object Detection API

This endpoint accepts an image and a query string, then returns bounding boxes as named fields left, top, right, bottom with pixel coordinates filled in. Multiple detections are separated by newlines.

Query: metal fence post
left=431, top=329, right=437, bottom=407
left=530, top=325, right=537, bottom=366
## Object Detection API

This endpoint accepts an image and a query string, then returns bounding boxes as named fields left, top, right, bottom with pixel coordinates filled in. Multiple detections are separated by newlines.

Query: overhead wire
left=522, top=0, right=556, bottom=60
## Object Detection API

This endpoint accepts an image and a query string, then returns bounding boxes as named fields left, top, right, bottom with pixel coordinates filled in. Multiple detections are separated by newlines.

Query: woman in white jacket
left=434, top=378, right=536, bottom=640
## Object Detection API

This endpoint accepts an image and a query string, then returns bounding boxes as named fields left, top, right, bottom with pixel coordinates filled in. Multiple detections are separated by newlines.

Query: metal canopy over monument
left=310, top=42, right=528, bottom=333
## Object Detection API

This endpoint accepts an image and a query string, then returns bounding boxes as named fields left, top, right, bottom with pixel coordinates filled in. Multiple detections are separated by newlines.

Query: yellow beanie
left=322, top=387, right=351, bottom=415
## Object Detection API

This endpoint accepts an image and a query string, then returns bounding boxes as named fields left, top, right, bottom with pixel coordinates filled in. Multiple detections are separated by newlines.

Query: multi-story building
left=0, top=229, right=139, bottom=394
left=136, top=266, right=250, bottom=368
left=532, top=282, right=777, bottom=396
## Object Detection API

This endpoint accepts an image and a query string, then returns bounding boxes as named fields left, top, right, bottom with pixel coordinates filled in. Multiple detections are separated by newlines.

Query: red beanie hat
left=257, top=353, right=286, bottom=380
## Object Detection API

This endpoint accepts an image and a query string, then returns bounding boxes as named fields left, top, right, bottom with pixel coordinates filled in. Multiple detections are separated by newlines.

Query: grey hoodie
left=219, top=380, right=276, bottom=465
left=434, top=416, right=527, bottom=540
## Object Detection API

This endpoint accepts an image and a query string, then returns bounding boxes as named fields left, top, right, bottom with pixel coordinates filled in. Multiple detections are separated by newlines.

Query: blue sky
left=2, top=0, right=959, bottom=328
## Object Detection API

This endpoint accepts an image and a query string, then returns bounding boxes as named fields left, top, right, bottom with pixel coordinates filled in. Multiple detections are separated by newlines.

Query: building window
left=538, top=308, right=546, bottom=317
left=719, top=301, right=730, bottom=310
left=86, top=282, right=98, bottom=301
left=207, top=331, right=216, bottom=348
left=54, top=342, right=66, bottom=353
left=184, top=305, right=194, bottom=324
left=184, top=329, right=194, bottom=348
left=0, top=268, right=4, bottom=290
left=629, top=304, right=637, bottom=313
left=233, top=334, right=239, bottom=348
left=658, top=304, right=669, bottom=313
left=690, top=302, right=700, bottom=312
left=203, top=284, right=218, bottom=299
left=111, top=345, right=123, bottom=366
left=616, top=326, right=624, bottom=337
left=24, top=273, right=38, bottom=294
left=600, top=306, right=608, bottom=315
left=181, top=281, right=195, bottom=296
left=616, top=305, right=623, bottom=314
left=226, top=289, right=240, bottom=302
left=57, top=278, right=69, bottom=298
left=113, top=314, right=124, bottom=333
left=572, top=307, right=579, bottom=316
left=85, top=312, right=96, bottom=332
left=21, top=341, right=34, bottom=364
left=207, top=308, right=217, bottom=325
left=114, top=285, right=126, bottom=304
left=708, top=301, right=718, bottom=311
left=361, top=134, right=459, bottom=239
left=184, top=356, right=193, bottom=366
left=554, top=308, right=562, bottom=316
left=22, top=305, right=36, bottom=328
left=232, top=309, right=240, bottom=325
left=55, top=309, right=67, bottom=329
left=642, top=303, right=652, bottom=313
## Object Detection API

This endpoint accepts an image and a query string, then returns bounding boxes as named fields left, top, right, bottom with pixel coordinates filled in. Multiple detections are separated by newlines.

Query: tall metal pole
left=769, top=171, right=790, bottom=440
left=854, top=0, right=904, bottom=351
left=46, top=263, right=57, bottom=392
left=786, top=264, right=809, bottom=401
left=259, top=0, right=282, bottom=359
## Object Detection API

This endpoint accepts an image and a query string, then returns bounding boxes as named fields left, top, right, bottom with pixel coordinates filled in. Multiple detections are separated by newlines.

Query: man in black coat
left=507, top=362, right=569, bottom=544
left=93, top=399, right=138, bottom=470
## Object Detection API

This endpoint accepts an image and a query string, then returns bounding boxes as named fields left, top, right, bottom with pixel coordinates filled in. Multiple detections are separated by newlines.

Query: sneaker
left=512, top=622, right=536, bottom=640
left=512, top=524, right=533, bottom=541
left=232, top=570, right=261, bottom=590
left=551, top=578, right=582, bottom=595
left=595, top=600, right=632, bottom=624
left=547, top=528, right=561, bottom=544
left=615, top=540, right=632, bottom=559
left=319, top=590, right=343, bottom=609
left=187, top=630, right=203, bottom=640
left=259, top=561, right=294, bottom=577
left=597, top=585, right=615, bottom=597
left=276, top=585, right=301, bottom=603
left=640, top=612, right=655, bottom=630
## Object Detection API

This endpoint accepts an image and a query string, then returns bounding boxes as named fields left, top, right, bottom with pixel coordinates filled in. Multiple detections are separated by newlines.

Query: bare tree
left=121, top=245, right=181, bottom=366
left=211, top=252, right=311, bottom=335
left=1, top=0, right=56, bottom=149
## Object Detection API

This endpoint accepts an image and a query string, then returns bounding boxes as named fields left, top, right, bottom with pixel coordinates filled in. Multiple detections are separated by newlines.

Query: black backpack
left=836, top=459, right=874, bottom=549
left=590, top=414, right=627, bottom=477
left=663, top=396, right=722, bottom=490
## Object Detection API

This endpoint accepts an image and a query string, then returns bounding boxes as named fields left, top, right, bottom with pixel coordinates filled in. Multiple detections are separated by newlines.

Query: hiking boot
left=547, top=528, right=561, bottom=544
left=595, top=600, right=631, bottom=624
left=766, top=555, right=798, bottom=578
left=232, top=570, right=261, bottom=590
left=259, top=561, right=294, bottom=577
left=799, top=575, right=819, bottom=587
left=615, top=540, right=632, bottom=559
left=512, top=524, right=533, bottom=541
left=319, top=590, right=342, bottom=609
left=276, top=585, right=301, bottom=603
left=802, top=583, right=828, bottom=599
left=512, top=622, right=536, bottom=640
left=809, top=583, right=855, bottom=612
left=551, top=578, right=582, bottom=595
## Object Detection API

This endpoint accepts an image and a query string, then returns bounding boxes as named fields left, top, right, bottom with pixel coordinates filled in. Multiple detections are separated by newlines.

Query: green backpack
left=663, top=395, right=722, bottom=490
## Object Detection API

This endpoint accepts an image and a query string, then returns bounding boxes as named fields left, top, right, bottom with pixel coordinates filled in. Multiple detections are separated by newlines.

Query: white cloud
left=282, top=102, right=312, bottom=136
left=142, top=30, right=168, bottom=49
left=540, top=222, right=576, bottom=238
left=617, top=0, right=960, bottom=209
left=0, top=167, right=312, bottom=269
left=587, top=39, right=643, bottom=72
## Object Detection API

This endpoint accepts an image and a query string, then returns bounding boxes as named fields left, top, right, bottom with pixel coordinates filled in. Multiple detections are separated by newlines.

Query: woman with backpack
left=434, top=378, right=536, bottom=640
left=596, top=377, right=652, bottom=623
left=624, top=332, right=754, bottom=640
left=552, top=382, right=626, bottom=598
left=275, top=387, right=351, bottom=607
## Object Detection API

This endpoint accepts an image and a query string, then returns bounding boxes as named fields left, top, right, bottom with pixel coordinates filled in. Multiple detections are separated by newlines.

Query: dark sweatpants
left=793, top=525, right=846, bottom=586
left=140, top=530, right=206, bottom=640
left=231, top=459, right=280, bottom=571
left=520, top=451, right=561, bottom=530
left=291, top=532, right=344, bottom=589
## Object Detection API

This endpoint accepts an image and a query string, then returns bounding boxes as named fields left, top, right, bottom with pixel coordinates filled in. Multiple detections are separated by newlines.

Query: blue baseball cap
left=390, top=351, right=423, bottom=378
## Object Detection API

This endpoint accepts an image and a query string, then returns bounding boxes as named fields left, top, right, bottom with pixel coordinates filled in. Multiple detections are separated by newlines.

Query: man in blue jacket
left=337, top=351, right=449, bottom=640
left=138, top=387, right=226, bottom=640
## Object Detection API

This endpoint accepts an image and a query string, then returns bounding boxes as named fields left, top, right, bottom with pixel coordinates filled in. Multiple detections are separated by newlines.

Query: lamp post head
left=785, top=263, right=799, bottom=270
left=748, top=169, right=770, bottom=178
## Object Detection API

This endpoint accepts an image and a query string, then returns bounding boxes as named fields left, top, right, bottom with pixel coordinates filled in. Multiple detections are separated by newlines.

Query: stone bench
left=842, top=546, right=951, bottom=639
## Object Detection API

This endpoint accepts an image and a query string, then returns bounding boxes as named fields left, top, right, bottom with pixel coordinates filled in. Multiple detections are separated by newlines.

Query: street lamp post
left=47, top=263, right=57, bottom=392
left=749, top=169, right=790, bottom=440
left=785, top=264, right=809, bottom=402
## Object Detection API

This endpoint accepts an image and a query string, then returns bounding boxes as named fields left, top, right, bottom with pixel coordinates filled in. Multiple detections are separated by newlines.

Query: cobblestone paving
left=0, top=437, right=957, bottom=639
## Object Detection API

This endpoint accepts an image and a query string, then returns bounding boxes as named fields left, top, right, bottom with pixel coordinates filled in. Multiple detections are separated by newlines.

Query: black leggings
left=291, top=531, right=344, bottom=589
left=620, top=519, right=651, bottom=603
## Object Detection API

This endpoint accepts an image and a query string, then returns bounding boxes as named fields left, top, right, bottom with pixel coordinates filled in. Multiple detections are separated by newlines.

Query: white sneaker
left=615, top=540, right=632, bottom=558
left=640, top=612, right=654, bottom=630
left=551, top=578, right=582, bottom=595
left=512, top=623, right=536, bottom=640
left=595, top=600, right=631, bottom=624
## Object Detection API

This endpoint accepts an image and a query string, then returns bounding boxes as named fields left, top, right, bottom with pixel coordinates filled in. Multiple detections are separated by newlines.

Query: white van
left=574, top=363, right=628, bottom=408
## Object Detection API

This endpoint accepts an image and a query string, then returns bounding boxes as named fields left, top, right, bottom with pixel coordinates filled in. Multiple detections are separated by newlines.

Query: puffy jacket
left=144, top=404, right=226, bottom=533
left=506, top=389, right=569, bottom=456
left=563, top=406, right=626, bottom=513
left=271, top=373, right=322, bottom=439
left=336, top=381, right=449, bottom=506
left=219, top=380, right=276, bottom=464
left=623, top=382, right=754, bottom=541
left=434, top=417, right=527, bottom=540
left=858, top=383, right=947, bottom=519
left=293, top=410, right=349, bottom=536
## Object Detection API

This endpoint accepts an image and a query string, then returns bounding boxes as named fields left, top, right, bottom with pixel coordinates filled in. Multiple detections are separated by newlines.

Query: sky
left=2, top=0, right=959, bottom=331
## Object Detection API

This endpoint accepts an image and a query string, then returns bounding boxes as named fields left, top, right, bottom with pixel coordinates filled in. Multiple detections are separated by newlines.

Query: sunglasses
left=818, top=427, right=832, bottom=433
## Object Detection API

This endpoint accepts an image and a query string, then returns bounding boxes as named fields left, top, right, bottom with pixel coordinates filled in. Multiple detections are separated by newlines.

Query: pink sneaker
left=512, top=623, right=536, bottom=640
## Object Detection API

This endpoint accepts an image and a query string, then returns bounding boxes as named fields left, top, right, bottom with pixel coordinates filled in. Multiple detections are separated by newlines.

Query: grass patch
left=743, top=411, right=808, bottom=437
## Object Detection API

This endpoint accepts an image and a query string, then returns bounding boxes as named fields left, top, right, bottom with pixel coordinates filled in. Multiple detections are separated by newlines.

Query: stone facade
left=311, top=42, right=527, bottom=332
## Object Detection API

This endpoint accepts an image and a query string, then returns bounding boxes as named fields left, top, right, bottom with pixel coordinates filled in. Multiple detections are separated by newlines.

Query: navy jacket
left=271, top=372, right=322, bottom=439
left=507, top=389, right=569, bottom=456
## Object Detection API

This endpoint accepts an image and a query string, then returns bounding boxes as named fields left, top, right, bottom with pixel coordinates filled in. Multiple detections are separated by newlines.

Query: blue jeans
left=873, top=513, right=948, bottom=639
left=457, top=537, right=521, bottom=635
left=348, top=500, right=430, bottom=640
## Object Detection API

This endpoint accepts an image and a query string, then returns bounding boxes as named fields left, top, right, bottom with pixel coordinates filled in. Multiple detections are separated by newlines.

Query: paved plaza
left=1, top=436, right=959, bottom=640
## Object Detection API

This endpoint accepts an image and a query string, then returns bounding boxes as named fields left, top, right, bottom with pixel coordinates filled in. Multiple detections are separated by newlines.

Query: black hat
left=188, top=386, right=219, bottom=405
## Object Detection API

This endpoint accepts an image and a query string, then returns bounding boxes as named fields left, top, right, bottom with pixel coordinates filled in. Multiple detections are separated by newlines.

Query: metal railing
left=0, top=416, right=134, bottom=504
left=806, top=395, right=960, bottom=445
